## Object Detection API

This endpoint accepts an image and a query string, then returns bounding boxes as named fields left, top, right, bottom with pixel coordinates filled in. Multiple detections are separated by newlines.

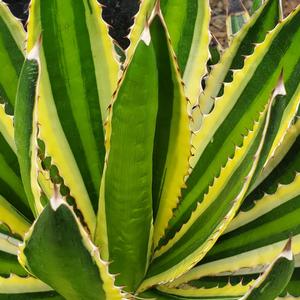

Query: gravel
left=210, top=0, right=300, bottom=47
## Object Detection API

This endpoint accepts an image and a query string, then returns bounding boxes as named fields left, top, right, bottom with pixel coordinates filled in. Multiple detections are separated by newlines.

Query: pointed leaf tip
left=273, top=70, right=287, bottom=97
left=27, top=36, right=41, bottom=61
left=49, top=185, right=64, bottom=211
left=141, top=23, right=151, bottom=46
left=281, top=238, right=293, bottom=261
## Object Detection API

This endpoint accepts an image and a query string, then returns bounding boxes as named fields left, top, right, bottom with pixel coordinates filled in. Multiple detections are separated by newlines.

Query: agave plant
left=0, top=0, right=300, bottom=298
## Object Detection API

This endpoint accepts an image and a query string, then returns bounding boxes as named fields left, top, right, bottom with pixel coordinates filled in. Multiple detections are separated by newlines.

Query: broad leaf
left=19, top=193, right=124, bottom=300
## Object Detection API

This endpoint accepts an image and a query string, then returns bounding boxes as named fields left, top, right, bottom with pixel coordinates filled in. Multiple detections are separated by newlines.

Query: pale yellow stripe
left=0, top=275, right=52, bottom=294
left=183, top=0, right=211, bottom=107
left=0, top=195, right=30, bottom=237
left=0, top=233, right=20, bottom=255
left=0, top=104, right=15, bottom=151
left=226, top=173, right=300, bottom=233
left=83, top=0, right=119, bottom=122
left=170, top=235, right=300, bottom=287
left=158, top=280, right=253, bottom=297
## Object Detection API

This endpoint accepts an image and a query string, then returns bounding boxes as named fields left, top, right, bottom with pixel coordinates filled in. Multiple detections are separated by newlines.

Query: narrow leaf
left=14, top=45, right=43, bottom=216
left=199, top=0, right=281, bottom=115
left=150, top=14, right=191, bottom=248
left=96, top=31, right=157, bottom=292
left=160, top=0, right=211, bottom=105
left=241, top=240, right=294, bottom=300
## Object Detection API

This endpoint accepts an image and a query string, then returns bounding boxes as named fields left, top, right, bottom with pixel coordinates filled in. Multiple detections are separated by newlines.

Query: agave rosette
left=0, top=0, right=299, bottom=299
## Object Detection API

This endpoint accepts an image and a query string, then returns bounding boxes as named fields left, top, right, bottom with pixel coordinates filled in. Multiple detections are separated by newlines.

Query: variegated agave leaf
left=0, top=0, right=299, bottom=299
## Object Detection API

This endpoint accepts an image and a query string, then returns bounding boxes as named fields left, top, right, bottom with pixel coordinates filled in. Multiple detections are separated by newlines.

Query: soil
left=3, top=0, right=300, bottom=49
left=210, top=0, right=300, bottom=47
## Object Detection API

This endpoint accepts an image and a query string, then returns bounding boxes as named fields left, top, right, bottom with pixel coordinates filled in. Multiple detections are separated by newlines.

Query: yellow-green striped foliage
left=0, top=0, right=300, bottom=299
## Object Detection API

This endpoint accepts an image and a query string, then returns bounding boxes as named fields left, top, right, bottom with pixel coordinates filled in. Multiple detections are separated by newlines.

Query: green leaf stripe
left=160, top=0, right=211, bottom=105
left=0, top=1, right=25, bottom=113
left=0, top=133, right=30, bottom=219
left=248, top=62, right=300, bottom=190
left=160, top=0, right=198, bottom=73
left=0, top=251, right=27, bottom=277
left=241, top=133, right=300, bottom=216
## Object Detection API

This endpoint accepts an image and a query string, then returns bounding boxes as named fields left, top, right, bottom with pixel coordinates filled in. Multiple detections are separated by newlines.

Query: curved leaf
left=241, top=240, right=294, bottom=300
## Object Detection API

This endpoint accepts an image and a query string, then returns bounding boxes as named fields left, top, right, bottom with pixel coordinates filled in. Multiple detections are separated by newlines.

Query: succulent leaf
left=95, top=23, right=158, bottom=292
left=150, top=14, right=191, bottom=250
left=18, top=191, right=125, bottom=300
left=0, top=0, right=299, bottom=298
left=199, top=0, right=281, bottom=115
left=14, top=45, right=43, bottom=216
